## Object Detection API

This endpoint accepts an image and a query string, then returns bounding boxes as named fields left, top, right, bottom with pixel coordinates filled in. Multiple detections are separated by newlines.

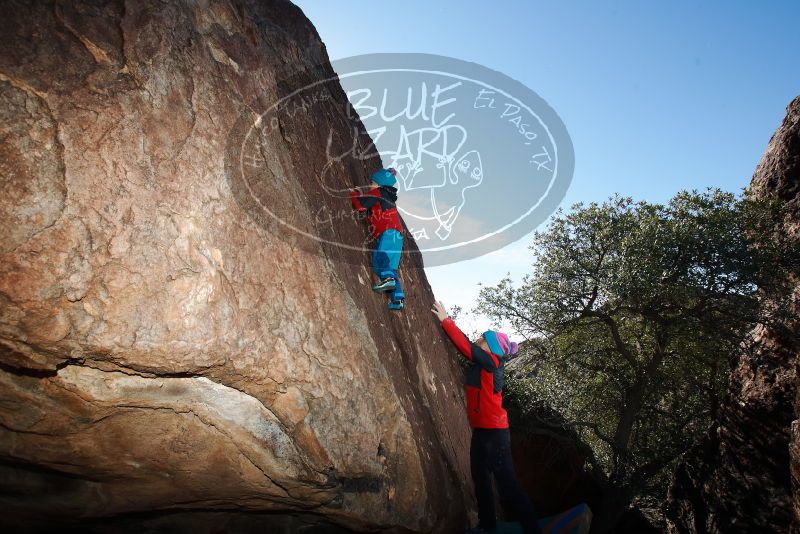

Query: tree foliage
left=478, top=190, right=793, bottom=526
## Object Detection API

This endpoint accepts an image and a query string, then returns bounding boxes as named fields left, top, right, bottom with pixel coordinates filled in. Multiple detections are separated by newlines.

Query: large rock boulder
left=0, top=1, right=473, bottom=531
left=665, top=97, right=800, bottom=532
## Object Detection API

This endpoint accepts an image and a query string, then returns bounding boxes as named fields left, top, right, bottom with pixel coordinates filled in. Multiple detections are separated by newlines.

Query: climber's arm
left=440, top=317, right=474, bottom=360
left=433, top=302, right=500, bottom=369
left=440, top=318, right=500, bottom=370
left=432, top=301, right=470, bottom=358
left=350, top=188, right=380, bottom=211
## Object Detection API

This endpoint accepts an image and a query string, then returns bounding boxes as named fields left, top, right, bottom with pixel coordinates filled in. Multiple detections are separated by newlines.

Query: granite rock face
left=510, top=429, right=601, bottom=518
left=665, top=97, right=800, bottom=533
left=0, top=1, right=473, bottom=531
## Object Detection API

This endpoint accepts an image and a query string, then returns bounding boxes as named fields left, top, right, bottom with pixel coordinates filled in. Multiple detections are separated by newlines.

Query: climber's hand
left=431, top=301, right=449, bottom=322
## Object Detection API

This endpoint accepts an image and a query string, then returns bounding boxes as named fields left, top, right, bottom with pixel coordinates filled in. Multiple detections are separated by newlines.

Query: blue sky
left=295, top=0, right=800, bottom=333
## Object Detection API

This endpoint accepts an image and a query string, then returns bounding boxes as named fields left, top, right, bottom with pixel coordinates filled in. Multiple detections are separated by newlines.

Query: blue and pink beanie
left=483, top=330, right=519, bottom=357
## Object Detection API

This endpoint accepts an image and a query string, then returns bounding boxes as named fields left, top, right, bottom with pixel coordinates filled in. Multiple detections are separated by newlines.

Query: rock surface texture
left=510, top=429, right=600, bottom=518
left=0, top=1, right=474, bottom=532
left=665, top=97, right=800, bottom=532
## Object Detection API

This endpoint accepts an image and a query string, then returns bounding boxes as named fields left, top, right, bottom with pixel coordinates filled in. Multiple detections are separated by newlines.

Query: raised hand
left=431, top=300, right=449, bottom=322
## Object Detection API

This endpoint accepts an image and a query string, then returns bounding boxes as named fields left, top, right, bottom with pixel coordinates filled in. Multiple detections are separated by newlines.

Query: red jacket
left=350, top=187, right=404, bottom=238
left=441, top=318, right=509, bottom=429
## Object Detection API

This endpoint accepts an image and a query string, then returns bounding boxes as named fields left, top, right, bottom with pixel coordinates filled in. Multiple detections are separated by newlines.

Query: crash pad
left=490, top=503, right=592, bottom=534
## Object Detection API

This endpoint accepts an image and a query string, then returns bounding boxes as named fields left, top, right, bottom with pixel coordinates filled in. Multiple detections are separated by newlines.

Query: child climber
left=431, top=300, right=543, bottom=534
left=350, top=168, right=405, bottom=311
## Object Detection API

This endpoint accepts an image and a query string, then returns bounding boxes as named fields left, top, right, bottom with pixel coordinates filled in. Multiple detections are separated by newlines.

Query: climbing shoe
left=372, top=278, right=396, bottom=293
left=388, top=299, right=405, bottom=311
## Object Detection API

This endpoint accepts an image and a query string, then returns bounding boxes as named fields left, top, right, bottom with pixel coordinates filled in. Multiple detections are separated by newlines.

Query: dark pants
left=471, top=428, right=542, bottom=534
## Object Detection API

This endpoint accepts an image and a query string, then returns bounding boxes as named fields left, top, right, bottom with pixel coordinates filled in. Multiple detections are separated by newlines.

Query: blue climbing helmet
left=370, top=168, right=397, bottom=188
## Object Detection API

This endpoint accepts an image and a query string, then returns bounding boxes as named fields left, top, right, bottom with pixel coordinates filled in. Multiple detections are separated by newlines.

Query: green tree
left=477, top=190, right=792, bottom=532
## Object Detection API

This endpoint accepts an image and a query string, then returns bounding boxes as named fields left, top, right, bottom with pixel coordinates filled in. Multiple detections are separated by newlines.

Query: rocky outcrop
left=510, top=430, right=600, bottom=518
left=0, top=1, right=474, bottom=532
left=665, top=97, right=800, bottom=532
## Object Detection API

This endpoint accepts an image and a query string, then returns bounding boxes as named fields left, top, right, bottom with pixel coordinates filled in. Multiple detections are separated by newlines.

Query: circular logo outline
left=231, top=53, right=574, bottom=263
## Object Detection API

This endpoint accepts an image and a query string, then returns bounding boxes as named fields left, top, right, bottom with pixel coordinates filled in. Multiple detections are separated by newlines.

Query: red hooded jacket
left=350, top=186, right=404, bottom=238
left=441, top=317, right=509, bottom=429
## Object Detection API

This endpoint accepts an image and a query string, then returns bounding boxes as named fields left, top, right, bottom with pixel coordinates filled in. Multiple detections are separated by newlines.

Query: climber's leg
left=372, top=232, right=396, bottom=292
left=383, top=230, right=404, bottom=301
left=373, top=230, right=404, bottom=302
left=391, top=275, right=404, bottom=301
left=388, top=272, right=405, bottom=310
left=371, top=236, right=390, bottom=278
left=471, top=429, right=497, bottom=530
left=490, top=429, right=542, bottom=534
